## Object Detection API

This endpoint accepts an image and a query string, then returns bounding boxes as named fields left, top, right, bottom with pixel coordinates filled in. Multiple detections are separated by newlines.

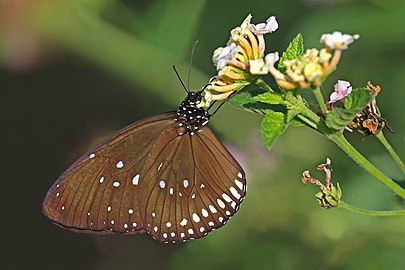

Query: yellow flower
left=202, top=14, right=278, bottom=107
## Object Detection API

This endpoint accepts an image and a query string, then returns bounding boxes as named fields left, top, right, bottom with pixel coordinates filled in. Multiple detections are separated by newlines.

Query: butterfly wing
left=42, top=112, right=176, bottom=234
left=43, top=112, right=247, bottom=242
left=140, top=126, right=247, bottom=243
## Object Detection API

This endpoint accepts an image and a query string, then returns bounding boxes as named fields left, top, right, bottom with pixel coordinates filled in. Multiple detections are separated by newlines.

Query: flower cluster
left=268, top=32, right=359, bottom=89
left=201, top=14, right=278, bottom=107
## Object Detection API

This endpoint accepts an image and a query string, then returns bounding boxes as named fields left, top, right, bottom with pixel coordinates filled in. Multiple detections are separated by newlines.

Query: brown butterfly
left=42, top=83, right=247, bottom=243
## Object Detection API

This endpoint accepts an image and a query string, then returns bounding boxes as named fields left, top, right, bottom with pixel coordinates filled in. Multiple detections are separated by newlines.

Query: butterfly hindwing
left=141, top=125, right=246, bottom=243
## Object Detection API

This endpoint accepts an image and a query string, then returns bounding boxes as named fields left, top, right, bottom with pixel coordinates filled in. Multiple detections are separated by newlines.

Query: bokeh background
left=2, top=0, right=405, bottom=269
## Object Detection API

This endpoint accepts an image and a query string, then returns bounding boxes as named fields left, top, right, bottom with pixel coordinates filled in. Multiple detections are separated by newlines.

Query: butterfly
left=42, top=78, right=247, bottom=243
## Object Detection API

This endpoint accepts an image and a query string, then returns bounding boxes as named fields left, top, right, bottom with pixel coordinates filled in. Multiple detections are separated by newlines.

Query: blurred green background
left=1, top=0, right=405, bottom=269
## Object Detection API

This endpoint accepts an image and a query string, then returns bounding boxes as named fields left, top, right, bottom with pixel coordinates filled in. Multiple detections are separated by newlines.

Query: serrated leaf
left=261, top=110, right=288, bottom=149
left=326, top=88, right=374, bottom=130
left=344, top=87, right=374, bottom=110
left=228, top=88, right=273, bottom=115
left=253, top=92, right=283, bottom=105
left=278, top=33, right=304, bottom=71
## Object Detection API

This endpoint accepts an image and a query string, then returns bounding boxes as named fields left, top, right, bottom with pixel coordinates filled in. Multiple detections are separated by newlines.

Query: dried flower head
left=301, top=158, right=342, bottom=209
left=347, top=81, right=394, bottom=136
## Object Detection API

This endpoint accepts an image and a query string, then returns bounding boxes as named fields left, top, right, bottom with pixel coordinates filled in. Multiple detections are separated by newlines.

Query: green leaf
left=326, top=88, right=374, bottom=130
left=253, top=92, right=283, bottom=105
left=344, top=87, right=374, bottom=110
left=261, top=110, right=288, bottom=149
left=278, top=33, right=304, bottom=71
left=228, top=88, right=273, bottom=115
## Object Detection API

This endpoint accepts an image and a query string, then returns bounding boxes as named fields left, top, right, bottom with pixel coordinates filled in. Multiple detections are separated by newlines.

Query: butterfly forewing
left=42, top=113, right=176, bottom=234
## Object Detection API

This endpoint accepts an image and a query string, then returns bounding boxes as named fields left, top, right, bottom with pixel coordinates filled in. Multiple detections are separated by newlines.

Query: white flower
left=264, top=52, right=279, bottom=66
left=329, top=80, right=352, bottom=103
left=249, top=59, right=268, bottom=75
left=320, top=31, right=360, bottom=50
left=240, top=14, right=253, bottom=35
left=250, top=16, right=278, bottom=35
left=249, top=52, right=280, bottom=75
left=213, top=43, right=238, bottom=71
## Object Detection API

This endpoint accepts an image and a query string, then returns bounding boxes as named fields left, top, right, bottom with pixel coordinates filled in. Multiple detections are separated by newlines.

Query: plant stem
left=312, top=86, right=329, bottom=115
left=375, top=131, right=405, bottom=176
left=339, top=201, right=405, bottom=216
left=256, top=78, right=273, bottom=92
left=329, top=133, right=405, bottom=199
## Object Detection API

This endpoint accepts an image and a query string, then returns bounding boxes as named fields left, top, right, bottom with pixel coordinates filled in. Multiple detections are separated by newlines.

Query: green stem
left=329, top=133, right=405, bottom=199
left=256, top=78, right=273, bottom=92
left=339, top=201, right=405, bottom=216
left=376, top=131, right=405, bottom=176
left=312, top=87, right=328, bottom=115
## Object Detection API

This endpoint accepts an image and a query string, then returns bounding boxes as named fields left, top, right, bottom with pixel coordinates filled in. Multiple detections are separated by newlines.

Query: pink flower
left=329, top=80, right=352, bottom=103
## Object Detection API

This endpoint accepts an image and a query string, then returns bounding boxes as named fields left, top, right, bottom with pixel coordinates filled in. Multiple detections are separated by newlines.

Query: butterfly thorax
left=175, top=91, right=210, bottom=136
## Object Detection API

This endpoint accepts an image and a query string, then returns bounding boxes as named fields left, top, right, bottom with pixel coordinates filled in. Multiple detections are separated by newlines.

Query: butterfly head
left=175, top=91, right=210, bottom=135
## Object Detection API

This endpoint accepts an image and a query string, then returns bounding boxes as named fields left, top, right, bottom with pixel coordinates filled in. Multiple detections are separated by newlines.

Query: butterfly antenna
left=187, top=40, right=199, bottom=91
left=173, top=65, right=189, bottom=93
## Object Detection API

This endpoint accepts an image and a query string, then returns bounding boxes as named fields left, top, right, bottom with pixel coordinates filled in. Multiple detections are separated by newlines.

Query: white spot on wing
left=158, top=162, right=163, bottom=171
left=170, top=188, right=174, bottom=195
left=217, top=198, right=226, bottom=209
left=128, top=208, right=134, bottom=214
left=188, top=228, right=194, bottom=234
left=163, top=233, right=167, bottom=239
left=132, top=174, right=140, bottom=185
left=238, top=172, right=243, bottom=178
left=235, top=179, right=243, bottom=190
left=208, top=221, right=215, bottom=227
left=116, top=161, right=124, bottom=168
left=107, top=206, right=111, bottom=212
left=113, top=181, right=120, bottom=187
left=89, top=153, right=95, bottom=158
left=99, top=176, right=104, bottom=184
left=231, top=201, right=237, bottom=209
left=159, top=180, right=166, bottom=188
left=166, top=221, right=172, bottom=228
left=180, top=218, right=188, bottom=226
left=209, top=205, right=217, bottom=213
left=222, top=193, right=232, bottom=202
left=183, top=179, right=189, bottom=188
left=180, top=232, right=185, bottom=238
left=201, top=208, right=209, bottom=217
left=230, top=186, right=241, bottom=200
left=199, top=227, right=205, bottom=232
left=192, top=213, right=200, bottom=222
left=171, top=232, right=175, bottom=237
